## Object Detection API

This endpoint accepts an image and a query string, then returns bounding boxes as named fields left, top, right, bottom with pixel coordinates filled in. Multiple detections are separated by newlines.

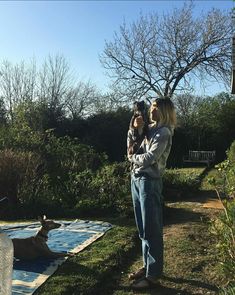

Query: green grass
left=34, top=217, right=138, bottom=295
left=163, top=167, right=207, bottom=199
left=219, top=285, right=235, bottom=295
left=2, top=166, right=226, bottom=294
left=167, top=167, right=205, bottom=174
left=111, top=203, right=221, bottom=295
left=165, top=167, right=205, bottom=180
left=200, top=168, right=222, bottom=190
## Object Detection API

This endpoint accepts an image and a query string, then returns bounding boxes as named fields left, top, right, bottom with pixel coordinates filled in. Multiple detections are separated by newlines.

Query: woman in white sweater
left=127, top=98, right=177, bottom=290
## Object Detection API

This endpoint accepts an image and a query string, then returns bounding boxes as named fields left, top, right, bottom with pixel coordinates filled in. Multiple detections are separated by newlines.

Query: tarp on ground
left=2, top=220, right=112, bottom=295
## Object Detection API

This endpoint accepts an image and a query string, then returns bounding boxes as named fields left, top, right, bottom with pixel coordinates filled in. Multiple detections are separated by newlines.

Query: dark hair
left=129, top=101, right=148, bottom=130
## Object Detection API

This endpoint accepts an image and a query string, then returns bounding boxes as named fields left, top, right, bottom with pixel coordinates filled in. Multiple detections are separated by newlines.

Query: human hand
left=128, top=144, right=135, bottom=156
left=133, top=116, right=144, bottom=128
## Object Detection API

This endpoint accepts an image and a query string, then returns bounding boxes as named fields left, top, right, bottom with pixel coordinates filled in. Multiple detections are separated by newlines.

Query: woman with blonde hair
left=127, top=98, right=176, bottom=290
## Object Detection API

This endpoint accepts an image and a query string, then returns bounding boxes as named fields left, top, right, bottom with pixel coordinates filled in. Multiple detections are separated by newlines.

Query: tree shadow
left=101, top=203, right=207, bottom=228
left=163, top=205, right=206, bottom=226
left=179, top=189, right=218, bottom=203
left=114, top=283, right=190, bottom=294
left=162, top=275, right=218, bottom=293
left=164, top=166, right=220, bottom=203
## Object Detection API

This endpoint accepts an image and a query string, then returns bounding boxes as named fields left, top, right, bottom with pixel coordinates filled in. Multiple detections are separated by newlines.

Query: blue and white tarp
left=2, top=220, right=112, bottom=295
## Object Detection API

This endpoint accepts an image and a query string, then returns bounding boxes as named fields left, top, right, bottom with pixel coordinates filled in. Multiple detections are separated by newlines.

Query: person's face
left=150, top=102, right=160, bottom=122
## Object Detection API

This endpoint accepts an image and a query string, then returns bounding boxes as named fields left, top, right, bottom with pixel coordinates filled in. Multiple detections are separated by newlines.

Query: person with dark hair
left=127, top=98, right=177, bottom=289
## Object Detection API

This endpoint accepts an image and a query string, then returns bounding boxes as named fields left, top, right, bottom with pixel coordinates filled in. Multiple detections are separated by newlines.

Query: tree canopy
left=101, top=2, right=232, bottom=102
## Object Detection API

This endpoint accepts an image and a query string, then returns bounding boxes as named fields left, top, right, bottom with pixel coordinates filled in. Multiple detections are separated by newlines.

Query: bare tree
left=38, top=55, right=72, bottom=109
left=0, top=55, right=107, bottom=121
left=0, top=54, right=124, bottom=122
left=0, top=60, right=37, bottom=120
left=65, top=82, right=118, bottom=118
left=174, top=93, right=203, bottom=125
left=101, top=2, right=232, bottom=102
left=65, top=80, right=99, bottom=118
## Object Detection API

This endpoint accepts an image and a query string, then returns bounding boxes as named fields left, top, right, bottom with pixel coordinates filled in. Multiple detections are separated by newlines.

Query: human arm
left=129, top=127, right=170, bottom=168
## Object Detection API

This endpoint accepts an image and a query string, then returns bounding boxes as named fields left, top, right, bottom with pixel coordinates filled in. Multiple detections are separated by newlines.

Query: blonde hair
left=154, top=98, right=177, bottom=128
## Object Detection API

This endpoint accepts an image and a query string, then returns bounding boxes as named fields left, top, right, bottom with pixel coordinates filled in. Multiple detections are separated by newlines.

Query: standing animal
left=12, top=215, right=73, bottom=260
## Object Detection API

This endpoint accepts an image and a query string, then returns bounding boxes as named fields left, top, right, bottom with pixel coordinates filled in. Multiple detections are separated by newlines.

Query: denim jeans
left=131, top=174, right=163, bottom=279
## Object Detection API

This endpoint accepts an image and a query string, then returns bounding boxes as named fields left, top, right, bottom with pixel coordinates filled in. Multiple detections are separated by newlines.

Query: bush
left=0, top=149, right=40, bottom=203
left=0, top=125, right=108, bottom=218
left=219, top=285, right=235, bottom=295
left=211, top=200, right=235, bottom=284
left=75, top=161, right=132, bottom=216
left=37, top=135, right=107, bottom=207
left=209, top=141, right=235, bottom=287
left=163, top=168, right=204, bottom=199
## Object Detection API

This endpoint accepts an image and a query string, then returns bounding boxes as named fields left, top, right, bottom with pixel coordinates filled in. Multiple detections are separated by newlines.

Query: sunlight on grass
left=34, top=219, right=137, bottom=295
left=200, top=168, right=222, bottom=190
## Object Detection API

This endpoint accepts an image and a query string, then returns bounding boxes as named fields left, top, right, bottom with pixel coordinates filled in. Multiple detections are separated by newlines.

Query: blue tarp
left=2, top=220, right=112, bottom=295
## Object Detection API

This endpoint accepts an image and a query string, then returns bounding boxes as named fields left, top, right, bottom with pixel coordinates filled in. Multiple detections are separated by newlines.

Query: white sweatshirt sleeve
left=130, top=128, right=170, bottom=168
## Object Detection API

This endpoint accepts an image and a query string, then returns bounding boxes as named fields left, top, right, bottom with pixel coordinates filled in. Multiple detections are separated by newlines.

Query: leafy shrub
left=209, top=141, right=235, bottom=286
left=210, top=201, right=235, bottom=285
left=75, top=161, right=132, bottom=216
left=218, top=141, right=235, bottom=197
left=37, top=135, right=106, bottom=207
left=17, top=134, right=108, bottom=215
left=0, top=122, right=42, bottom=152
left=163, top=168, right=204, bottom=198
left=0, top=122, right=108, bottom=217
left=0, top=149, right=40, bottom=203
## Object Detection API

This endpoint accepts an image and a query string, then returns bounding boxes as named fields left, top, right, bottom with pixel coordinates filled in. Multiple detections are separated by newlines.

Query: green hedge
left=74, top=161, right=132, bottom=217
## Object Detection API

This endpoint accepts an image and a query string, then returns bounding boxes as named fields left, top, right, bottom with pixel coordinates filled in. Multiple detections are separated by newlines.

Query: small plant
left=209, top=141, right=235, bottom=287
left=219, top=285, right=235, bottom=295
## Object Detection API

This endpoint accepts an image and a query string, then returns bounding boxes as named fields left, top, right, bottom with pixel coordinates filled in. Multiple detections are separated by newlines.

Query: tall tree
left=174, top=93, right=203, bottom=125
left=0, top=60, right=37, bottom=121
left=0, top=55, right=108, bottom=122
left=38, top=55, right=71, bottom=109
left=65, top=80, right=100, bottom=119
left=101, top=2, right=232, bottom=102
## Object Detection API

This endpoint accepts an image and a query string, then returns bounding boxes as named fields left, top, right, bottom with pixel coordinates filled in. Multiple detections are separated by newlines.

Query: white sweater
left=127, top=124, right=173, bottom=178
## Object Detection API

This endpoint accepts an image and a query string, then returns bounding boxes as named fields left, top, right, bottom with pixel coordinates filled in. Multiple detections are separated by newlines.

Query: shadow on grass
left=103, top=199, right=208, bottom=227
left=163, top=205, right=206, bottom=226
left=35, top=260, right=110, bottom=295
left=180, top=189, right=218, bottom=202
left=164, top=189, right=218, bottom=203
left=164, top=166, right=219, bottom=203
left=113, top=283, right=190, bottom=295
left=162, top=275, right=218, bottom=293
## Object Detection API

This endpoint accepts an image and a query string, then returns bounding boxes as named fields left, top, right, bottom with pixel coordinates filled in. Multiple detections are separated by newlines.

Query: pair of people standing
left=127, top=98, right=176, bottom=290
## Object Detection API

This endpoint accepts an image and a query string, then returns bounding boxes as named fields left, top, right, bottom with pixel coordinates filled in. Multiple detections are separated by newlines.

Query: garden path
left=111, top=194, right=223, bottom=295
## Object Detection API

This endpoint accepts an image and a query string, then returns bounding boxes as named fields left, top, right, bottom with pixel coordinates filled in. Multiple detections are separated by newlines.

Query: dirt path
left=111, top=196, right=223, bottom=295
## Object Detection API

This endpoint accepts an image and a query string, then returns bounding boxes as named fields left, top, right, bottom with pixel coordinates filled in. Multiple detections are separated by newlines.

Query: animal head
left=38, top=215, right=61, bottom=231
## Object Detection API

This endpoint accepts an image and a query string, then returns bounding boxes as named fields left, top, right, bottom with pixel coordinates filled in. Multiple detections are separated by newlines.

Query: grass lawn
left=2, top=166, right=232, bottom=294
left=33, top=217, right=138, bottom=295
left=15, top=199, right=230, bottom=295
left=111, top=200, right=225, bottom=295
left=200, top=168, right=222, bottom=190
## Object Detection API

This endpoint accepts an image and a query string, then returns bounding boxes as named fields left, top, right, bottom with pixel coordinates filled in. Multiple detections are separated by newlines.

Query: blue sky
left=0, top=0, right=233, bottom=96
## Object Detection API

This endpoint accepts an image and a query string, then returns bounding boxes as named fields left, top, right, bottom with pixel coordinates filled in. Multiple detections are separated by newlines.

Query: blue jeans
left=131, top=174, right=163, bottom=279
